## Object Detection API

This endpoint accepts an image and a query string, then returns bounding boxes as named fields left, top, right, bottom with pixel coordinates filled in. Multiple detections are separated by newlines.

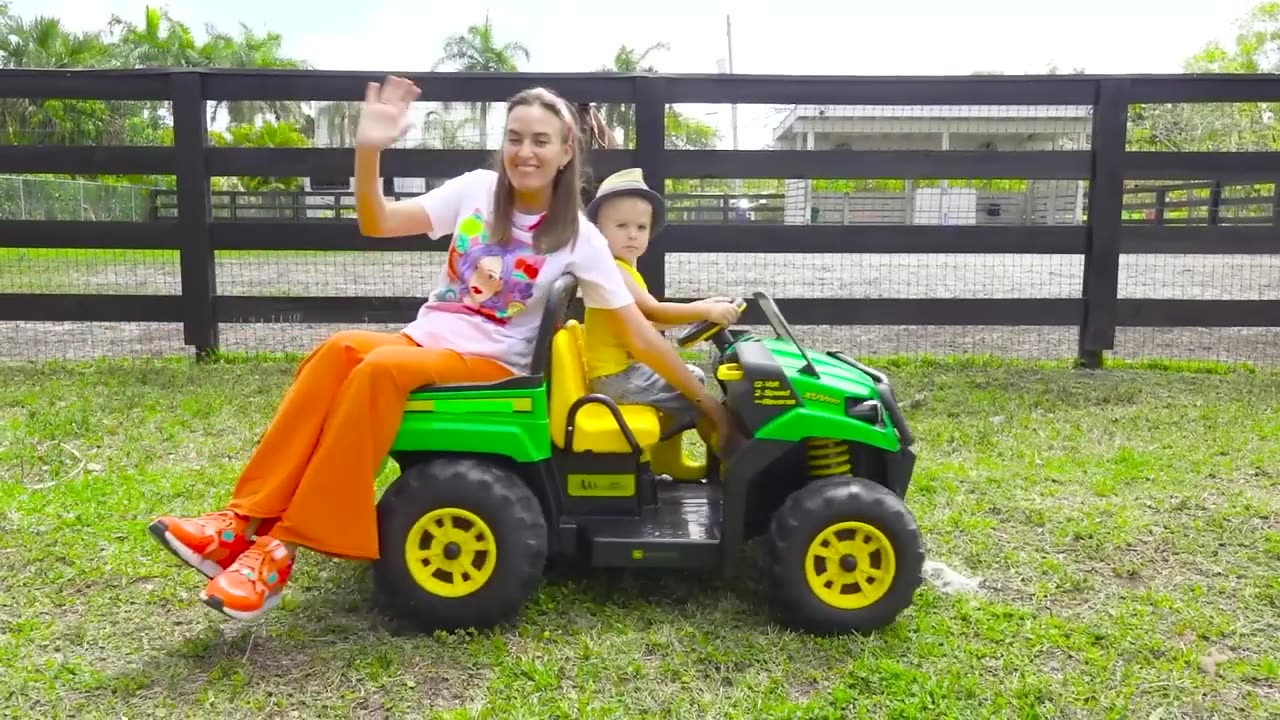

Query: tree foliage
left=597, top=42, right=668, bottom=147
left=1, top=0, right=1277, bottom=210
left=0, top=3, right=308, bottom=195
left=0, top=5, right=307, bottom=137
left=431, top=13, right=531, bottom=148
left=594, top=42, right=721, bottom=151
left=1128, top=1, right=1280, bottom=153
left=664, top=107, right=719, bottom=150
left=209, top=121, right=308, bottom=191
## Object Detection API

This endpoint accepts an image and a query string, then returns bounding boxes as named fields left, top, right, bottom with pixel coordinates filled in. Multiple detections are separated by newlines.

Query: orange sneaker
left=147, top=510, right=271, bottom=579
left=199, top=535, right=294, bottom=621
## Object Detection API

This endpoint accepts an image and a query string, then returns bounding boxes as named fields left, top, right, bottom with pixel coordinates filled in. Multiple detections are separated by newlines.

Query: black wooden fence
left=148, top=182, right=1278, bottom=224
left=144, top=191, right=790, bottom=223
left=1121, top=181, right=1280, bottom=225
left=2, top=69, right=1279, bottom=367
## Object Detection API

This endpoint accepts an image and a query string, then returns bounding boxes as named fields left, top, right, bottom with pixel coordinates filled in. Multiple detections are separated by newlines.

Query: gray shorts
left=589, top=362, right=706, bottom=430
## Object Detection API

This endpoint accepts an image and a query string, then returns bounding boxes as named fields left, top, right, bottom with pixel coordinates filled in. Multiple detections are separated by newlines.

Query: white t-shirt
left=400, top=169, right=633, bottom=374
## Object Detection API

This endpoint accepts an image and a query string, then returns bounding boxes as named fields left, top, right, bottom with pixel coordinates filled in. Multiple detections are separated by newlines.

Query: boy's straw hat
left=586, top=168, right=666, bottom=234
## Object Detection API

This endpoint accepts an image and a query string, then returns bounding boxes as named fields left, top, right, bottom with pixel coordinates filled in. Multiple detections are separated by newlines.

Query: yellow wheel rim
left=804, top=521, right=896, bottom=609
left=404, top=507, right=497, bottom=598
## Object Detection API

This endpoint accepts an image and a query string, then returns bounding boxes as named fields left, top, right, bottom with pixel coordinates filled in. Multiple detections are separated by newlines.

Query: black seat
left=410, top=273, right=580, bottom=394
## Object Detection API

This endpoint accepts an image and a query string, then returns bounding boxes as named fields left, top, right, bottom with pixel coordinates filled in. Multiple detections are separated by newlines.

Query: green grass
left=2, top=356, right=1279, bottom=718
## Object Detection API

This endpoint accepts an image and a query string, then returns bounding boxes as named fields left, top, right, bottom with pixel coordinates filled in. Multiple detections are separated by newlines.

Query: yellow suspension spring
left=806, top=437, right=851, bottom=477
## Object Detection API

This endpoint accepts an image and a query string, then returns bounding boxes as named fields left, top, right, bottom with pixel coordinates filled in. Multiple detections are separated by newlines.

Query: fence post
left=1207, top=180, right=1222, bottom=225
left=171, top=71, right=218, bottom=360
left=634, top=74, right=667, bottom=299
left=1077, top=78, right=1129, bottom=369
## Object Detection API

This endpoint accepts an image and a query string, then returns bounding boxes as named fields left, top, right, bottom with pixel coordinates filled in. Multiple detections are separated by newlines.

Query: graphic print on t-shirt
left=427, top=209, right=545, bottom=324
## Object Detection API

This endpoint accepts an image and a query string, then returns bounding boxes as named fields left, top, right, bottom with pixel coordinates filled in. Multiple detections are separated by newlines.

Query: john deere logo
left=567, top=474, right=634, bottom=497
left=804, top=391, right=840, bottom=404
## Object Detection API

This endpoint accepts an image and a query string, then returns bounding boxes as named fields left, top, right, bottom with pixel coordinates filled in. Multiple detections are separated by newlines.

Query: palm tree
left=432, top=13, right=531, bottom=148
left=420, top=110, right=479, bottom=150
left=0, top=15, right=112, bottom=145
left=107, top=7, right=307, bottom=125
left=598, top=42, right=668, bottom=148
left=0, top=14, right=109, bottom=68
left=106, top=5, right=203, bottom=68
left=313, top=101, right=361, bottom=147
left=200, top=22, right=309, bottom=125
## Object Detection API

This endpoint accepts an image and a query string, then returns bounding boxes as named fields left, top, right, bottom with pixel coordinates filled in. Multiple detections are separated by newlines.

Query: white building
left=770, top=104, right=1093, bottom=226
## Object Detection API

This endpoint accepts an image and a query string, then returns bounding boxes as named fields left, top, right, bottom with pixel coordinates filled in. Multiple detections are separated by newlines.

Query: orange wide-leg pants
left=224, top=329, right=513, bottom=560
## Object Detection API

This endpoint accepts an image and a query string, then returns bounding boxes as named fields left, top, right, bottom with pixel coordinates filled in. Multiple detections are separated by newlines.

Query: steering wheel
left=676, top=298, right=747, bottom=349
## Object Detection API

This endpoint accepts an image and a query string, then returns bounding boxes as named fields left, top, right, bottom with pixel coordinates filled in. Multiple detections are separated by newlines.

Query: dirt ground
left=3, top=251, right=1277, bottom=365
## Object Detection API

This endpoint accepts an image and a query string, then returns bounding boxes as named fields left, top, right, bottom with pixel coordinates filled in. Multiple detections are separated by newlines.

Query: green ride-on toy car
left=372, top=273, right=924, bottom=635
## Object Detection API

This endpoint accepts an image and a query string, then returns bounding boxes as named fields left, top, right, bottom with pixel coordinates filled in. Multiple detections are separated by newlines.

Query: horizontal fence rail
left=146, top=186, right=1273, bottom=226
left=2, top=68, right=1280, bottom=367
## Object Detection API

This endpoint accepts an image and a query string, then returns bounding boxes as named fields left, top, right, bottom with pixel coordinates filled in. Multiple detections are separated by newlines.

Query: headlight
left=845, top=398, right=882, bottom=425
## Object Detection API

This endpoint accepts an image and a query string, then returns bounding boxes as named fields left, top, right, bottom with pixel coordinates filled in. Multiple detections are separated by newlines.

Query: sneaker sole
left=199, top=588, right=283, bottom=621
left=147, top=519, right=225, bottom=579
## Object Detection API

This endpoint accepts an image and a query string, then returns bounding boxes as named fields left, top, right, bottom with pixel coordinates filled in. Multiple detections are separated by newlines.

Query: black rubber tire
left=373, top=456, right=547, bottom=632
left=765, top=475, right=924, bottom=635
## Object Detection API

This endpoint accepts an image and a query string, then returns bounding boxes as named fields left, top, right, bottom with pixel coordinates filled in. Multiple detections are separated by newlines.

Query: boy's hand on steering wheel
left=703, top=301, right=741, bottom=327
left=356, top=75, right=420, bottom=149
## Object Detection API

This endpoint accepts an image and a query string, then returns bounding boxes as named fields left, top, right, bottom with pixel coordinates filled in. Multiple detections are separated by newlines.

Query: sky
left=9, top=0, right=1267, bottom=148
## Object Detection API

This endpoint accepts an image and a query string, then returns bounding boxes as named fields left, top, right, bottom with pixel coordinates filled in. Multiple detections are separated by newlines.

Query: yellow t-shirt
left=583, top=258, right=646, bottom=379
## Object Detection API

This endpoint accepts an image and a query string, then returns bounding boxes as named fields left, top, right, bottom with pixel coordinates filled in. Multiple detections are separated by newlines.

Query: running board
left=576, top=483, right=722, bottom=568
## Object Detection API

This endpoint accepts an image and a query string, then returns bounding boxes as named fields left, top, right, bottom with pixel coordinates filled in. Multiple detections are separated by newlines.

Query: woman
left=148, top=77, right=735, bottom=621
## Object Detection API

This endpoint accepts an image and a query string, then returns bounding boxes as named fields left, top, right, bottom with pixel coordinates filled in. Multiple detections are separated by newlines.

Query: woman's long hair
left=488, top=87, right=585, bottom=254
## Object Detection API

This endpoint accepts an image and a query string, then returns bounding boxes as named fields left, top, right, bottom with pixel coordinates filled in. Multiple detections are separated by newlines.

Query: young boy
left=582, top=168, right=741, bottom=449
